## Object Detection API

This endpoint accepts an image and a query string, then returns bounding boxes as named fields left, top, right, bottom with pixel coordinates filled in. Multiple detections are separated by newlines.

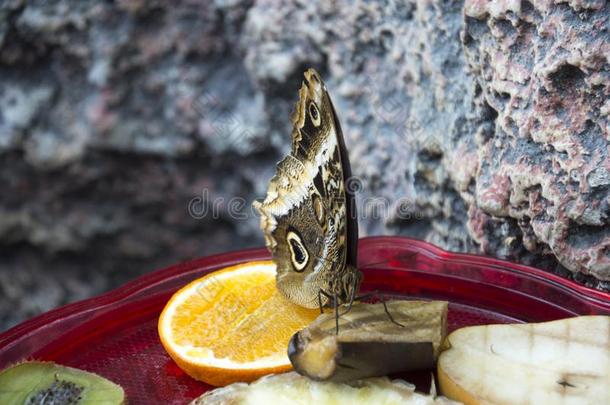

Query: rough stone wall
left=462, top=0, right=610, bottom=283
left=0, top=0, right=608, bottom=330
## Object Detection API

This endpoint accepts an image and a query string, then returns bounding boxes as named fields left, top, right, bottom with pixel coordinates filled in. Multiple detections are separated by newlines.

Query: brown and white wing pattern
left=253, top=69, right=360, bottom=309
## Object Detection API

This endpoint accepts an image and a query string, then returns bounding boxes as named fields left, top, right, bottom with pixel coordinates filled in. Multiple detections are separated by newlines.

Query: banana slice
left=191, top=371, right=460, bottom=404
left=289, top=300, right=448, bottom=382
left=438, top=316, right=610, bottom=405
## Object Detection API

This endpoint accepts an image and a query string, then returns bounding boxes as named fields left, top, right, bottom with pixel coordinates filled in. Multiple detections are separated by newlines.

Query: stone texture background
left=0, top=0, right=608, bottom=331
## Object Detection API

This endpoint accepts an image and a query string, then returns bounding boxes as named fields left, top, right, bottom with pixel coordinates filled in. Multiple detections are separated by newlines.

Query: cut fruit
left=158, top=261, right=321, bottom=386
left=289, top=300, right=448, bottom=382
left=438, top=316, right=610, bottom=405
left=0, top=361, right=124, bottom=405
left=190, top=371, right=460, bottom=404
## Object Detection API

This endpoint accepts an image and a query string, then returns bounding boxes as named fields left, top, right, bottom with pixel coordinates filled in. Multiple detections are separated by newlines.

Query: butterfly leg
left=339, top=279, right=358, bottom=317
left=317, top=289, right=342, bottom=334
left=333, top=290, right=340, bottom=335
left=379, top=296, right=404, bottom=328
left=339, top=286, right=377, bottom=317
left=317, top=290, right=324, bottom=314
left=317, top=289, right=334, bottom=314
left=341, top=290, right=404, bottom=328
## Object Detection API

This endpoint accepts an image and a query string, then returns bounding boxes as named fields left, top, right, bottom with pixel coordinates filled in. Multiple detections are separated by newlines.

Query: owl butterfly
left=253, top=68, right=361, bottom=310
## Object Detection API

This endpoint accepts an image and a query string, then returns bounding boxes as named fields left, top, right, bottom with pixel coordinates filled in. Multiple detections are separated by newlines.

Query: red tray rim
left=2, top=236, right=609, bottom=351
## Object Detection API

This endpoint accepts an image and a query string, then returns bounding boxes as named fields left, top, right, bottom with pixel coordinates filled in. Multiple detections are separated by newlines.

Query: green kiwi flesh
left=0, top=361, right=125, bottom=405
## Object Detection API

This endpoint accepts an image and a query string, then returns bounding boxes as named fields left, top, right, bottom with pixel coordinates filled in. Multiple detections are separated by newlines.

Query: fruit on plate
left=158, top=261, right=320, bottom=386
left=0, top=361, right=125, bottom=404
left=289, top=300, right=448, bottom=382
left=190, top=371, right=460, bottom=404
left=438, top=316, right=610, bottom=405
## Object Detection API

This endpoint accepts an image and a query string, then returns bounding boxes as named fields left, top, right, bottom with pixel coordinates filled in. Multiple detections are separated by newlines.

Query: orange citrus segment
left=158, top=261, right=321, bottom=386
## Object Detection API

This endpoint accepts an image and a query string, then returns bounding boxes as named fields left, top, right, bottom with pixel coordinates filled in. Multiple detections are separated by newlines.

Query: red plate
left=1, top=237, right=609, bottom=404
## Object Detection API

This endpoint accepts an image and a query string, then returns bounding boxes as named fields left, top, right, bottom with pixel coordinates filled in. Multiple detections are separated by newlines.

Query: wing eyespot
left=287, top=231, right=309, bottom=272
left=308, top=102, right=321, bottom=127
left=312, top=193, right=325, bottom=227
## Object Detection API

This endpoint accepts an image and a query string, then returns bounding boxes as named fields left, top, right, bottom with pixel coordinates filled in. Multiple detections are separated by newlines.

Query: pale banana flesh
left=289, top=300, right=448, bottom=381
left=192, top=371, right=460, bottom=405
left=438, top=316, right=610, bottom=405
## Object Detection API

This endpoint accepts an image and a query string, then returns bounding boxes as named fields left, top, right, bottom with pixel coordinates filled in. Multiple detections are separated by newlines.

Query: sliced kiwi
left=0, top=361, right=125, bottom=405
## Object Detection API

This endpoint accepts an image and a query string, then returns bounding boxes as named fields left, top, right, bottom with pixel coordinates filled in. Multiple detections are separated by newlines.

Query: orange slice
left=158, top=261, right=321, bottom=386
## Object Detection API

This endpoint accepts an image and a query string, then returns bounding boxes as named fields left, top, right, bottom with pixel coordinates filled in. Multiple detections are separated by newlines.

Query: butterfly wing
left=328, top=92, right=358, bottom=271
left=253, top=69, right=360, bottom=308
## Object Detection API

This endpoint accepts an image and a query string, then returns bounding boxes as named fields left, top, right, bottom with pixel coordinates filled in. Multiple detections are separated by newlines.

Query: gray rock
left=462, top=0, right=610, bottom=281
left=0, top=0, right=608, bottom=331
